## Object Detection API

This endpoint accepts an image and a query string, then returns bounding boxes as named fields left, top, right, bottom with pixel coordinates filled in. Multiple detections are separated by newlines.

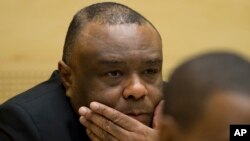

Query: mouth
left=126, top=113, right=151, bottom=125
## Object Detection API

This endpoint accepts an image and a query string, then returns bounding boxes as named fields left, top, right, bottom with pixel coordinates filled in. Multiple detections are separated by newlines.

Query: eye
left=143, top=68, right=159, bottom=75
left=107, top=71, right=122, bottom=78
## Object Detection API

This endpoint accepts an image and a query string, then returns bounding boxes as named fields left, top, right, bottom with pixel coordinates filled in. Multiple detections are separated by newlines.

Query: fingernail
left=79, top=116, right=86, bottom=123
left=90, top=102, right=99, bottom=111
left=79, top=107, right=88, bottom=116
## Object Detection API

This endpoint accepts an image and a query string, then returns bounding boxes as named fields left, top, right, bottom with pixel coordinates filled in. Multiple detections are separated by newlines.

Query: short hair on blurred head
left=163, top=52, right=250, bottom=131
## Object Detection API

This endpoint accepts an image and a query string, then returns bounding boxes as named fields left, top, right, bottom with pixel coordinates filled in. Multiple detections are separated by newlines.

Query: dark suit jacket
left=0, top=71, right=90, bottom=141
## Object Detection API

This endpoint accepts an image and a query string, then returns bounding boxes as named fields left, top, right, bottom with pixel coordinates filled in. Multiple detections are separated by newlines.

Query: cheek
left=72, top=83, right=90, bottom=106
left=86, top=85, right=123, bottom=108
left=71, top=74, right=93, bottom=106
left=147, top=85, right=163, bottom=106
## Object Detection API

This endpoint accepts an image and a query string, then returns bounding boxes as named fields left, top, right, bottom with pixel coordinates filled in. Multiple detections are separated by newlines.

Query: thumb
left=152, top=100, right=164, bottom=129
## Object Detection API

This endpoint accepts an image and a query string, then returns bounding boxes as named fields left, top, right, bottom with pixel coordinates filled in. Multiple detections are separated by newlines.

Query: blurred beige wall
left=1, top=0, right=250, bottom=103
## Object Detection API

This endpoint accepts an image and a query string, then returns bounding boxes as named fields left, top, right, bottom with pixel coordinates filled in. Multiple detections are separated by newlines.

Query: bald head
left=62, top=2, right=160, bottom=64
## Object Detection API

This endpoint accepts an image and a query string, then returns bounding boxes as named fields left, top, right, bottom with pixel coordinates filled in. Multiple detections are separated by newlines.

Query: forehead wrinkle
left=145, top=58, right=162, bottom=64
left=98, top=59, right=127, bottom=65
left=97, top=57, right=162, bottom=66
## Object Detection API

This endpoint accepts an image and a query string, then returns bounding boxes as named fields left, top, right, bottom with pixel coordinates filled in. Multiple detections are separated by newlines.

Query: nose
left=123, top=74, right=148, bottom=100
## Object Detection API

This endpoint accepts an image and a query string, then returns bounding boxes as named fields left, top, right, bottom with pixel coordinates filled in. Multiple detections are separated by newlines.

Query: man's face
left=159, top=92, right=250, bottom=141
left=68, top=22, right=163, bottom=126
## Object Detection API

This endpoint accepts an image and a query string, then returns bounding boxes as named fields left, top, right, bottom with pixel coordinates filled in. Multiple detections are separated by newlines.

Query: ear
left=58, top=60, right=72, bottom=89
left=159, top=115, right=180, bottom=141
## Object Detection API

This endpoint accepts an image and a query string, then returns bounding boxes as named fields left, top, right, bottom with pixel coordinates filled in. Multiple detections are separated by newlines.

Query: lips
left=126, top=113, right=151, bottom=125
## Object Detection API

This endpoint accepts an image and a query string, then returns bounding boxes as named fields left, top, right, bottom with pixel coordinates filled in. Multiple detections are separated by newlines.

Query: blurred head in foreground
left=160, top=52, right=250, bottom=141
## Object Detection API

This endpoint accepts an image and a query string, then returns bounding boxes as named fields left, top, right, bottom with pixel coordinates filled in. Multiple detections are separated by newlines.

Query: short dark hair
left=163, top=52, right=250, bottom=131
left=62, top=2, right=160, bottom=64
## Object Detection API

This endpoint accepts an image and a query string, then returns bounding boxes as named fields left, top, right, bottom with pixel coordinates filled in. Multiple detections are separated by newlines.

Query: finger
left=79, top=106, right=89, bottom=117
left=80, top=104, right=159, bottom=141
left=152, top=100, right=164, bottom=129
left=80, top=116, right=118, bottom=141
left=89, top=101, right=142, bottom=131
left=86, top=129, right=102, bottom=141
left=79, top=106, right=127, bottom=139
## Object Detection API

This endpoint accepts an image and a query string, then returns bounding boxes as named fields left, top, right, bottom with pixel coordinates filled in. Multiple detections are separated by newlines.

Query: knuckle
left=102, top=119, right=112, bottom=131
left=110, top=109, right=119, bottom=120
left=113, top=114, right=125, bottom=125
left=110, top=109, right=124, bottom=124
